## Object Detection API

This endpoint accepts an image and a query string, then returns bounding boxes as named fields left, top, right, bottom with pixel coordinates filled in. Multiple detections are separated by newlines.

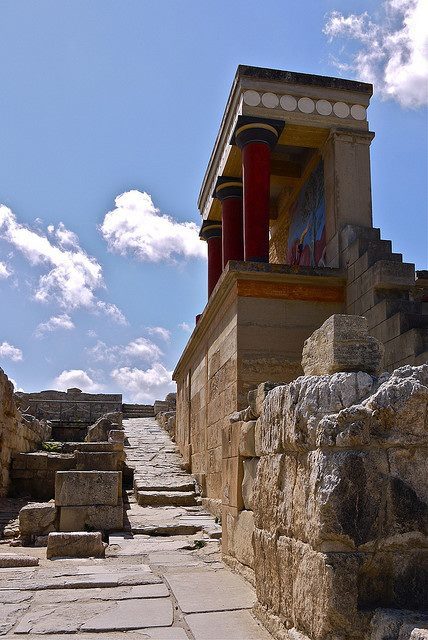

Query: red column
left=214, top=178, right=243, bottom=268
left=234, top=119, right=283, bottom=262
left=200, top=221, right=222, bottom=298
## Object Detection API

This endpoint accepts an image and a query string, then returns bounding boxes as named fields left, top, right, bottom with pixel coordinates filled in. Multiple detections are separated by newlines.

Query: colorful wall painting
left=286, top=160, right=326, bottom=267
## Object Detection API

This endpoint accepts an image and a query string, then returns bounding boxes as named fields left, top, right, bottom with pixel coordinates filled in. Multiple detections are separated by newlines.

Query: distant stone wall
left=16, top=388, right=122, bottom=440
left=0, top=368, right=51, bottom=497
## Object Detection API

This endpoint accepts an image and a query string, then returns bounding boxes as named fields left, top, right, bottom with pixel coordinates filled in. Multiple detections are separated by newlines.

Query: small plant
left=41, top=441, right=62, bottom=453
left=194, top=539, right=206, bottom=549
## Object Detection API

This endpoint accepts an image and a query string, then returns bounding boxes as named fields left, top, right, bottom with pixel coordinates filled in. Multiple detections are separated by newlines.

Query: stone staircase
left=123, top=418, right=221, bottom=539
left=342, top=225, right=428, bottom=370
left=122, top=403, right=155, bottom=418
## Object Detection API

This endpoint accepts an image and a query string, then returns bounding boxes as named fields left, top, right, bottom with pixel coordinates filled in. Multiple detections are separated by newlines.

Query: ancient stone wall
left=16, top=388, right=122, bottom=440
left=220, top=318, right=427, bottom=639
left=0, top=368, right=51, bottom=497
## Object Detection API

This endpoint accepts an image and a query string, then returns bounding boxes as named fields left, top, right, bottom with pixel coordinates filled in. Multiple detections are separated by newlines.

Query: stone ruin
left=0, top=368, right=51, bottom=498
left=0, top=369, right=127, bottom=552
left=216, top=315, right=428, bottom=639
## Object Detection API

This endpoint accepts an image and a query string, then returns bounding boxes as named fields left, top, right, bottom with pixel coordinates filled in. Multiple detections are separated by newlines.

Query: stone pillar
left=200, top=220, right=222, bottom=298
left=322, top=129, right=375, bottom=267
left=214, top=177, right=244, bottom=267
left=233, top=117, right=284, bottom=262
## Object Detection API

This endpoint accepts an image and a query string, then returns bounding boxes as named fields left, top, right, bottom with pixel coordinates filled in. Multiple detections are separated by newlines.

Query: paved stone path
left=0, top=418, right=273, bottom=639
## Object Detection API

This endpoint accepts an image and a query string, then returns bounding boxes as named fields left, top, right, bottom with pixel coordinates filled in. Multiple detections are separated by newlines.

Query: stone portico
left=173, top=65, right=428, bottom=516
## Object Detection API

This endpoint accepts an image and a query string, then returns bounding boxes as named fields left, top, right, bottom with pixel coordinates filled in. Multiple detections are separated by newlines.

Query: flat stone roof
left=236, top=65, right=373, bottom=94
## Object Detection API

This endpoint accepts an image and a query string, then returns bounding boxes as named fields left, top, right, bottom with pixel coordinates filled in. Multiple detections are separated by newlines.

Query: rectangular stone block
left=59, top=504, right=123, bottom=532
left=46, top=531, right=106, bottom=558
left=55, top=471, right=120, bottom=506
left=222, top=421, right=241, bottom=459
left=222, top=456, right=244, bottom=509
left=232, top=510, right=255, bottom=569
left=239, top=420, right=256, bottom=457
left=75, top=451, right=122, bottom=471
left=302, top=314, right=383, bottom=376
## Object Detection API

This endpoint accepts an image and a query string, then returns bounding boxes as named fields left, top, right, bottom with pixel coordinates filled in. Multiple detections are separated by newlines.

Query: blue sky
left=0, top=0, right=427, bottom=401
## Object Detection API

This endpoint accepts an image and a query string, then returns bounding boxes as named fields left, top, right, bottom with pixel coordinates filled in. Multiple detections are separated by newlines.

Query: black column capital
left=231, top=116, right=285, bottom=150
left=200, top=219, right=222, bottom=241
left=213, top=176, right=243, bottom=201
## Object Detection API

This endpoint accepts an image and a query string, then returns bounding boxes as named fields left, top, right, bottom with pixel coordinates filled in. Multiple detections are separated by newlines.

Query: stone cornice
left=198, top=65, right=374, bottom=222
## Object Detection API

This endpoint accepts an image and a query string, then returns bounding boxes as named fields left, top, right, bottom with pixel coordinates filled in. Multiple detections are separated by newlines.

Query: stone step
left=341, top=224, right=381, bottom=250
left=133, top=478, right=195, bottom=493
left=366, top=299, right=423, bottom=330
left=130, top=522, right=203, bottom=536
left=136, top=490, right=197, bottom=507
left=370, top=312, right=428, bottom=345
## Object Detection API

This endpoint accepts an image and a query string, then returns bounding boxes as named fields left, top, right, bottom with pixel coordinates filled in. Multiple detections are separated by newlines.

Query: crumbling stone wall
left=0, top=368, right=51, bottom=496
left=222, top=316, right=427, bottom=640
left=251, top=365, right=427, bottom=639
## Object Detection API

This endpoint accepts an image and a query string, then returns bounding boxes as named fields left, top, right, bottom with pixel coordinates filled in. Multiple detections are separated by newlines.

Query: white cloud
left=100, top=190, right=206, bottom=263
left=54, top=369, right=102, bottom=392
left=88, top=337, right=162, bottom=365
left=95, top=301, right=128, bottom=325
left=87, top=329, right=97, bottom=338
left=35, top=313, right=75, bottom=338
left=111, top=363, right=175, bottom=403
left=9, top=377, right=24, bottom=392
left=0, top=205, right=126, bottom=323
left=0, top=341, right=23, bottom=361
left=146, top=326, right=171, bottom=341
left=125, top=337, right=163, bottom=360
left=324, top=0, right=428, bottom=107
left=0, top=261, right=12, bottom=279
left=178, top=321, right=192, bottom=333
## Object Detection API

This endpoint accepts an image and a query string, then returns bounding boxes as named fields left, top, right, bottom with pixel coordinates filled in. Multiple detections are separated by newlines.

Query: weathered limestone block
left=222, top=456, right=244, bottom=509
left=258, top=371, right=376, bottom=454
left=0, top=553, right=39, bottom=567
left=85, top=411, right=123, bottom=442
left=46, top=531, right=106, bottom=558
left=232, top=510, right=255, bottom=569
left=302, top=314, right=383, bottom=376
left=291, top=538, right=363, bottom=639
left=364, top=365, right=428, bottom=446
left=239, top=420, right=256, bottom=457
left=295, top=450, right=391, bottom=550
left=59, top=504, right=123, bottom=532
left=108, top=429, right=125, bottom=444
left=55, top=471, right=120, bottom=506
left=253, top=528, right=281, bottom=617
left=248, top=382, right=284, bottom=419
left=242, top=458, right=259, bottom=511
left=370, top=609, right=428, bottom=640
left=75, top=450, right=123, bottom=471
left=253, top=454, right=284, bottom=532
left=19, top=502, right=57, bottom=537
left=359, top=549, right=428, bottom=612
left=0, top=367, right=51, bottom=496
left=222, top=421, right=241, bottom=459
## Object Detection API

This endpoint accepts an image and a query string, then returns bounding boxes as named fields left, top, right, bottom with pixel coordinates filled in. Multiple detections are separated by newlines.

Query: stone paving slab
left=14, top=597, right=174, bottom=634
left=166, top=569, right=256, bottom=613
left=0, top=571, right=163, bottom=590
left=186, top=610, right=274, bottom=640
left=3, top=632, right=189, bottom=640
left=32, top=583, right=169, bottom=603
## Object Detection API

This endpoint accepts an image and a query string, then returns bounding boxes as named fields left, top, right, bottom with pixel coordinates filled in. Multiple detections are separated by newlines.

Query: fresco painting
left=286, top=160, right=326, bottom=267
